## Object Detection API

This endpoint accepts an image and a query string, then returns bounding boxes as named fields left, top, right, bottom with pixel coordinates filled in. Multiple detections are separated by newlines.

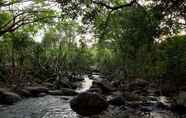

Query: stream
left=0, top=75, right=93, bottom=118
left=0, top=74, right=183, bottom=118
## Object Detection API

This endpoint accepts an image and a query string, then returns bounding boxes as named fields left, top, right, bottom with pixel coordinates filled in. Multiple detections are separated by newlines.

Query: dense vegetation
left=0, top=0, right=186, bottom=84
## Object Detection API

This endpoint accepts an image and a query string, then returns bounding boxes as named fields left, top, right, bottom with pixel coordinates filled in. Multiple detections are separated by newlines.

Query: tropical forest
left=0, top=0, right=186, bottom=118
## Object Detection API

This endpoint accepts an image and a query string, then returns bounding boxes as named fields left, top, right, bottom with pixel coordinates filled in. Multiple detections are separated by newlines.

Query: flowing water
left=0, top=74, right=182, bottom=118
left=76, top=75, right=93, bottom=93
left=0, top=96, right=77, bottom=118
left=0, top=75, right=93, bottom=118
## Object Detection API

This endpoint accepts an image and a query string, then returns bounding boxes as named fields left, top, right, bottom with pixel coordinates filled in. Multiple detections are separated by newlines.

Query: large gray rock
left=70, top=92, right=108, bottom=116
left=0, top=89, right=22, bottom=105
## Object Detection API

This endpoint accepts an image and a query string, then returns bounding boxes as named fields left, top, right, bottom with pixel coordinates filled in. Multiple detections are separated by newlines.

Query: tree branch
left=92, top=0, right=137, bottom=10
left=0, top=15, right=62, bottom=37
left=0, top=12, right=27, bottom=30
left=98, top=10, right=113, bottom=40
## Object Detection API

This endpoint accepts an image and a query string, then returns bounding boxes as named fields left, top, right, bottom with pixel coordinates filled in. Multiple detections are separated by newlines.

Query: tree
left=56, top=0, right=186, bottom=37
left=0, top=0, right=60, bottom=37
left=162, top=35, right=186, bottom=79
left=93, top=4, right=163, bottom=78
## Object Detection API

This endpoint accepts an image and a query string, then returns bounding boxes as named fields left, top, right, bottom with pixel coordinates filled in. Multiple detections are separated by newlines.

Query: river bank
left=0, top=72, right=186, bottom=118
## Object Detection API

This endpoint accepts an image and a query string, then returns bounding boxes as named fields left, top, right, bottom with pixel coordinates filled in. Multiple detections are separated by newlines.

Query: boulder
left=14, top=89, right=32, bottom=98
left=169, top=92, right=186, bottom=116
left=88, top=74, right=94, bottom=80
left=60, top=96, right=71, bottom=100
left=156, top=96, right=171, bottom=109
left=128, top=79, right=149, bottom=91
left=180, top=86, right=186, bottom=91
left=114, top=111, right=130, bottom=118
left=70, top=92, right=108, bottom=116
left=0, top=89, right=22, bottom=105
left=61, top=88, right=78, bottom=96
left=91, top=80, right=115, bottom=94
left=38, top=92, right=47, bottom=97
left=68, top=75, right=84, bottom=81
left=176, top=91, right=186, bottom=107
left=126, top=101, right=142, bottom=109
left=25, top=86, right=49, bottom=97
left=108, top=96, right=125, bottom=106
left=170, top=104, right=186, bottom=116
left=87, top=88, right=103, bottom=94
left=111, top=80, right=122, bottom=88
left=71, top=83, right=79, bottom=89
left=140, top=106, right=153, bottom=113
left=42, top=82, right=54, bottom=88
left=49, top=88, right=78, bottom=96
left=49, top=90, right=64, bottom=96
left=124, top=92, right=144, bottom=101
left=54, top=79, right=77, bottom=89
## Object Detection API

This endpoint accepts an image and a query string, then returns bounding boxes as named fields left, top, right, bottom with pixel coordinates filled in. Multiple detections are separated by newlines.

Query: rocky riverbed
left=0, top=72, right=185, bottom=118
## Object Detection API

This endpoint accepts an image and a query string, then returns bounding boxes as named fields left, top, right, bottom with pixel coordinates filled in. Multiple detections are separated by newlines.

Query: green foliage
left=43, top=41, right=92, bottom=72
left=0, top=0, right=185, bottom=83
left=0, top=12, right=12, bottom=27
left=1, top=32, right=34, bottom=66
left=94, top=47, right=118, bottom=72
left=162, top=36, right=186, bottom=79
left=95, top=6, right=161, bottom=79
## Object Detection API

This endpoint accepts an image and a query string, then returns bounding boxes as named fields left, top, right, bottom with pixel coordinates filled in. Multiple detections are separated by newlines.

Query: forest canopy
left=0, top=0, right=186, bottom=81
